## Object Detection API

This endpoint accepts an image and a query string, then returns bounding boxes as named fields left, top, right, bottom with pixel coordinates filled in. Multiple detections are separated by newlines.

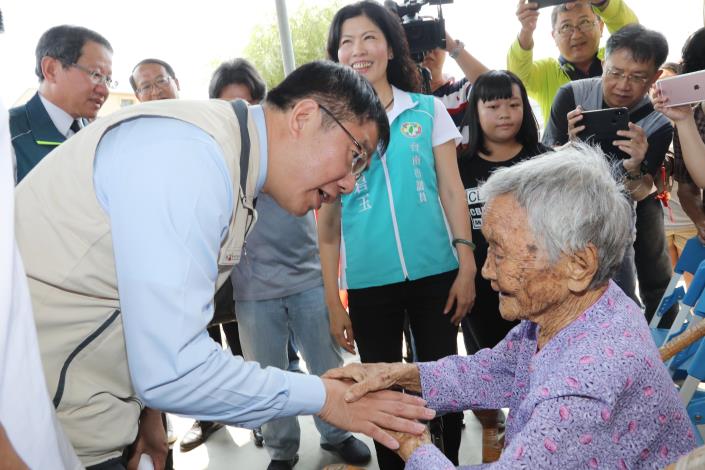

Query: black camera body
left=385, top=0, right=453, bottom=63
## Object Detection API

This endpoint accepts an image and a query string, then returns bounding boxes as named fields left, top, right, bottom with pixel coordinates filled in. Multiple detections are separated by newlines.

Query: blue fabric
left=10, top=93, right=66, bottom=183
left=341, top=92, right=457, bottom=289
left=92, top=116, right=325, bottom=426
left=236, top=286, right=349, bottom=460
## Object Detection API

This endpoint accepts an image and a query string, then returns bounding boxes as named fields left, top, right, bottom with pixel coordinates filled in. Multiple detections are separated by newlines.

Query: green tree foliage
left=244, top=1, right=342, bottom=90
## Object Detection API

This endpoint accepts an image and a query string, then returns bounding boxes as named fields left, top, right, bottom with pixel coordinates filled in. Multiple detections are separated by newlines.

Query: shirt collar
left=38, top=93, right=77, bottom=138
left=386, top=86, right=417, bottom=124
left=558, top=54, right=604, bottom=81
left=249, top=104, right=268, bottom=196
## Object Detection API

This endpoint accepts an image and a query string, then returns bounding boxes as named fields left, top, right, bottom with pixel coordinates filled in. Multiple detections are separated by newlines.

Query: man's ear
left=288, top=98, right=319, bottom=138
left=41, top=56, right=61, bottom=84
left=174, top=77, right=181, bottom=91
left=564, top=243, right=599, bottom=293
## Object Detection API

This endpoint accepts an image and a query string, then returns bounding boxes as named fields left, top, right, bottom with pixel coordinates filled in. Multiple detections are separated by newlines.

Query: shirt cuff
left=406, top=444, right=455, bottom=470
left=510, top=37, right=532, bottom=57
left=285, top=372, right=326, bottom=416
left=594, top=0, right=619, bottom=20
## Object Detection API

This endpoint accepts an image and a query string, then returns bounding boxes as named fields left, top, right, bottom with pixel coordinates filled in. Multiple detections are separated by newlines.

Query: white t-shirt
left=0, top=100, right=83, bottom=469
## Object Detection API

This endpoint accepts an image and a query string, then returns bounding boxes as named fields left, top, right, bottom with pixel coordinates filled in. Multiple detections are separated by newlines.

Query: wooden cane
left=660, top=319, right=705, bottom=362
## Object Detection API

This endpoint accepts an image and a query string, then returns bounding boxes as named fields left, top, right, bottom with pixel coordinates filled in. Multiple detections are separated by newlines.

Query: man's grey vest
left=15, top=99, right=260, bottom=466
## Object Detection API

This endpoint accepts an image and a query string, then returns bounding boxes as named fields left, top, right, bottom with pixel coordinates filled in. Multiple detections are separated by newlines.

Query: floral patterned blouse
left=407, top=281, right=696, bottom=469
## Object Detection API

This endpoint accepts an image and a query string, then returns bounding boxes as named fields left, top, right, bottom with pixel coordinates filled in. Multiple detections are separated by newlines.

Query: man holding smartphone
left=508, top=0, right=637, bottom=124
left=543, top=24, right=675, bottom=326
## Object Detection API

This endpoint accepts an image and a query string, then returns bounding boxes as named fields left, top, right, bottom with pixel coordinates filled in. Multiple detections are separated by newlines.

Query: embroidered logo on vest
left=400, top=122, right=422, bottom=138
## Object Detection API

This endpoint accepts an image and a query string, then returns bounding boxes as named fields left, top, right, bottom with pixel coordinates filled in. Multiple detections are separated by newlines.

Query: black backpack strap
left=230, top=99, right=251, bottom=193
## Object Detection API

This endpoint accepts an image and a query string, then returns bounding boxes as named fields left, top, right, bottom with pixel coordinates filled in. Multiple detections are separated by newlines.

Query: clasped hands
left=317, top=362, right=433, bottom=461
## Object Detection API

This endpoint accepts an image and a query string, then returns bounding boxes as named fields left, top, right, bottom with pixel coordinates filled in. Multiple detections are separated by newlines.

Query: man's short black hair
left=35, top=25, right=112, bottom=81
left=129, top=58, right=177, bottom=92
left=208, top=58, right=266, bottom=101
left=266, top=60, right=390, bottom=155
left=605, top=24, right=668, bottom=71
left=681, top=27, right=705, bottom=74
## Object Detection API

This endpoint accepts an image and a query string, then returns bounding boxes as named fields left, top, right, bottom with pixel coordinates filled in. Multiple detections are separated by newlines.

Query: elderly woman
left=326, top=143, right=696, bottom=469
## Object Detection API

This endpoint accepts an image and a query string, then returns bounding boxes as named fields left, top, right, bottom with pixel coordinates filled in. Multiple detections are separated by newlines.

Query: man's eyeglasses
left=67, top=62, right=117, bottom=89
left=135, top=76, right=172, bottom=96
left=556, top=19, right=597, bottom=37
left=317, top=103, right=369, bottom=180
left=604, top=67, right=650, bottom=86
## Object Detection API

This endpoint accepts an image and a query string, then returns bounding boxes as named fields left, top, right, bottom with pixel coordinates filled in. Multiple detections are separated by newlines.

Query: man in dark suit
left=10, top=25, right=113, bottom=183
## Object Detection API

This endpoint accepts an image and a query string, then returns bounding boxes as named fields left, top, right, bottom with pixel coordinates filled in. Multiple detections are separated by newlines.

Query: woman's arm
left=434, top=139, right=477, bottom=325
left=317, top=200, right=356, bottom=354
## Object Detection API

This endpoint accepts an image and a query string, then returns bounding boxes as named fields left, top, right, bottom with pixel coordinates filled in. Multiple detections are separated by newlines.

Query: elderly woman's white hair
left=480, top=142, right=633, bottom=288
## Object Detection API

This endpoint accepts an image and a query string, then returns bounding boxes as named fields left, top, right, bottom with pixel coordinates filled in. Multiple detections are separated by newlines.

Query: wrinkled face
left=481, top=194, right=570, bottom=322
left=51, top=40, right=112, bottom=119
left=132, top=63, right=179, bottom=102
left=218, top=83, right=256, bottom=104
left=477, top=84, right=524, bottom=146
left=602, top=48, right=659, bottom=109
left=552, top=3, right=604, bottom=65
left=277, top=105, right=379, bottom=216
left=337, top=15, right=391, bottom=88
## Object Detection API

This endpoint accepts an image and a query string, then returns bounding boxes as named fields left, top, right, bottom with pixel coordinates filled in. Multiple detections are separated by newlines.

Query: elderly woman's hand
left=387, top=426, right=433, bottom=462
left=322, top=362, right=422, bottom=403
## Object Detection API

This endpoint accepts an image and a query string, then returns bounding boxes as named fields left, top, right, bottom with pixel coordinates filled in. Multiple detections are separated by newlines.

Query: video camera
left=384, top=0, right=453, bottom=63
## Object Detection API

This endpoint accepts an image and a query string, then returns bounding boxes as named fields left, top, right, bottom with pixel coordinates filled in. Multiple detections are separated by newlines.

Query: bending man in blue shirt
left=15, top=60, right=434, bottom=470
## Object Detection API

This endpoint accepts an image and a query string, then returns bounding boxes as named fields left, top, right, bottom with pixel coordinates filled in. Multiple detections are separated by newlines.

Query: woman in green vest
left=318, top=2, right=477, bottom=468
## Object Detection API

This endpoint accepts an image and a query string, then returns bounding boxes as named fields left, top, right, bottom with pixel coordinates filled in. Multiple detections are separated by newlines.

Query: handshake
left=316, top=362, right=434, bottom=461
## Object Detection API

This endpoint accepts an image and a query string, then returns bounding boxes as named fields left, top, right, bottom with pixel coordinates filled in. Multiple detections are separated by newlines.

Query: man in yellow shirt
left=507, top=0, right=637, bottom=125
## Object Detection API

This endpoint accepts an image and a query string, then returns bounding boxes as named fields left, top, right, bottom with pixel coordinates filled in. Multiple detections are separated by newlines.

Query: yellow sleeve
left=507, top=37, right=542, bottom=95
left=594, top=0, right=639, bottom=34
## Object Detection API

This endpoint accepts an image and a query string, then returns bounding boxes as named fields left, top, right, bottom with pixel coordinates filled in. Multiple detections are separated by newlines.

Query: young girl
left=457, top=70, right=550, bottom=461
left=319, top=2, right=476, bottom=468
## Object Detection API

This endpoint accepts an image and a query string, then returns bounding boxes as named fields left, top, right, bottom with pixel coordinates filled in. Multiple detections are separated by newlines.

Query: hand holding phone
left=656, top=70, right=705, bottom=107
left=613, top=122, right=649, bottom=170
left=533, top=0, right=571, bottom=9
left=577, top=107, right=630, bottom=144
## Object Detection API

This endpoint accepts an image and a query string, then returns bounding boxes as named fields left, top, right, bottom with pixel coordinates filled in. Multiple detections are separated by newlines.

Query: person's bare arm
left=678, top=181, right=705, bottom=242
left=0, top=424, right=29, bottom=470
left=445, top=31, right=489, bottom=84
left=516, top=0, right=540, bottom=51
left=434, top=139, right=477, bottom=324
left=317, top=201, right=355, bottom=354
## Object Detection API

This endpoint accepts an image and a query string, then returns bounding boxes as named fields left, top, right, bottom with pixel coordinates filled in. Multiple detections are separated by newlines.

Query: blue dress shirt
left=93, top=116, right=325, bottom=427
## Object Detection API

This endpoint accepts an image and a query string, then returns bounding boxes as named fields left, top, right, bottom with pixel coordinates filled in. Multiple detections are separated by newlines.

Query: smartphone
left=533, top=0, right=571, bottom=9
left=657, top=70, right=705, bottom=107
left=577, top=107, right=630, bottom=145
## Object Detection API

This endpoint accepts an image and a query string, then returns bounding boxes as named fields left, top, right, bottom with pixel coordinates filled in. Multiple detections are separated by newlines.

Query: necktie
left=70, top=120, right=81, bottom=135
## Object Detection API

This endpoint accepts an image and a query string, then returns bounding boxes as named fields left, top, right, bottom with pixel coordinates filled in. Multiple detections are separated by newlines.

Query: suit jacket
left=10, top=93, right=67, bottom=183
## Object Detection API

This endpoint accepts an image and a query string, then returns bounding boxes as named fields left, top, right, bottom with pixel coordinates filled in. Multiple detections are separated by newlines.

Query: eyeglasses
left=604, top=67, right=650, bottom=86
left=556, top=19, right=597, bottom=37
left=67, top=62, right=117, bottom=89
left=317, top=103, right=369, bottom=179
left=135, top=76, right=172, bottom=95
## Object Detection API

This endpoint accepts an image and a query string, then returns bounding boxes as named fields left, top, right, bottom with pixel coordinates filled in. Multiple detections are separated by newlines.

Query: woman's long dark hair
left=682, top=27, right=705, bottom=74
left=326, top=1, right=420, bottom=93
left=462, top=70, right=539, bottom=158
